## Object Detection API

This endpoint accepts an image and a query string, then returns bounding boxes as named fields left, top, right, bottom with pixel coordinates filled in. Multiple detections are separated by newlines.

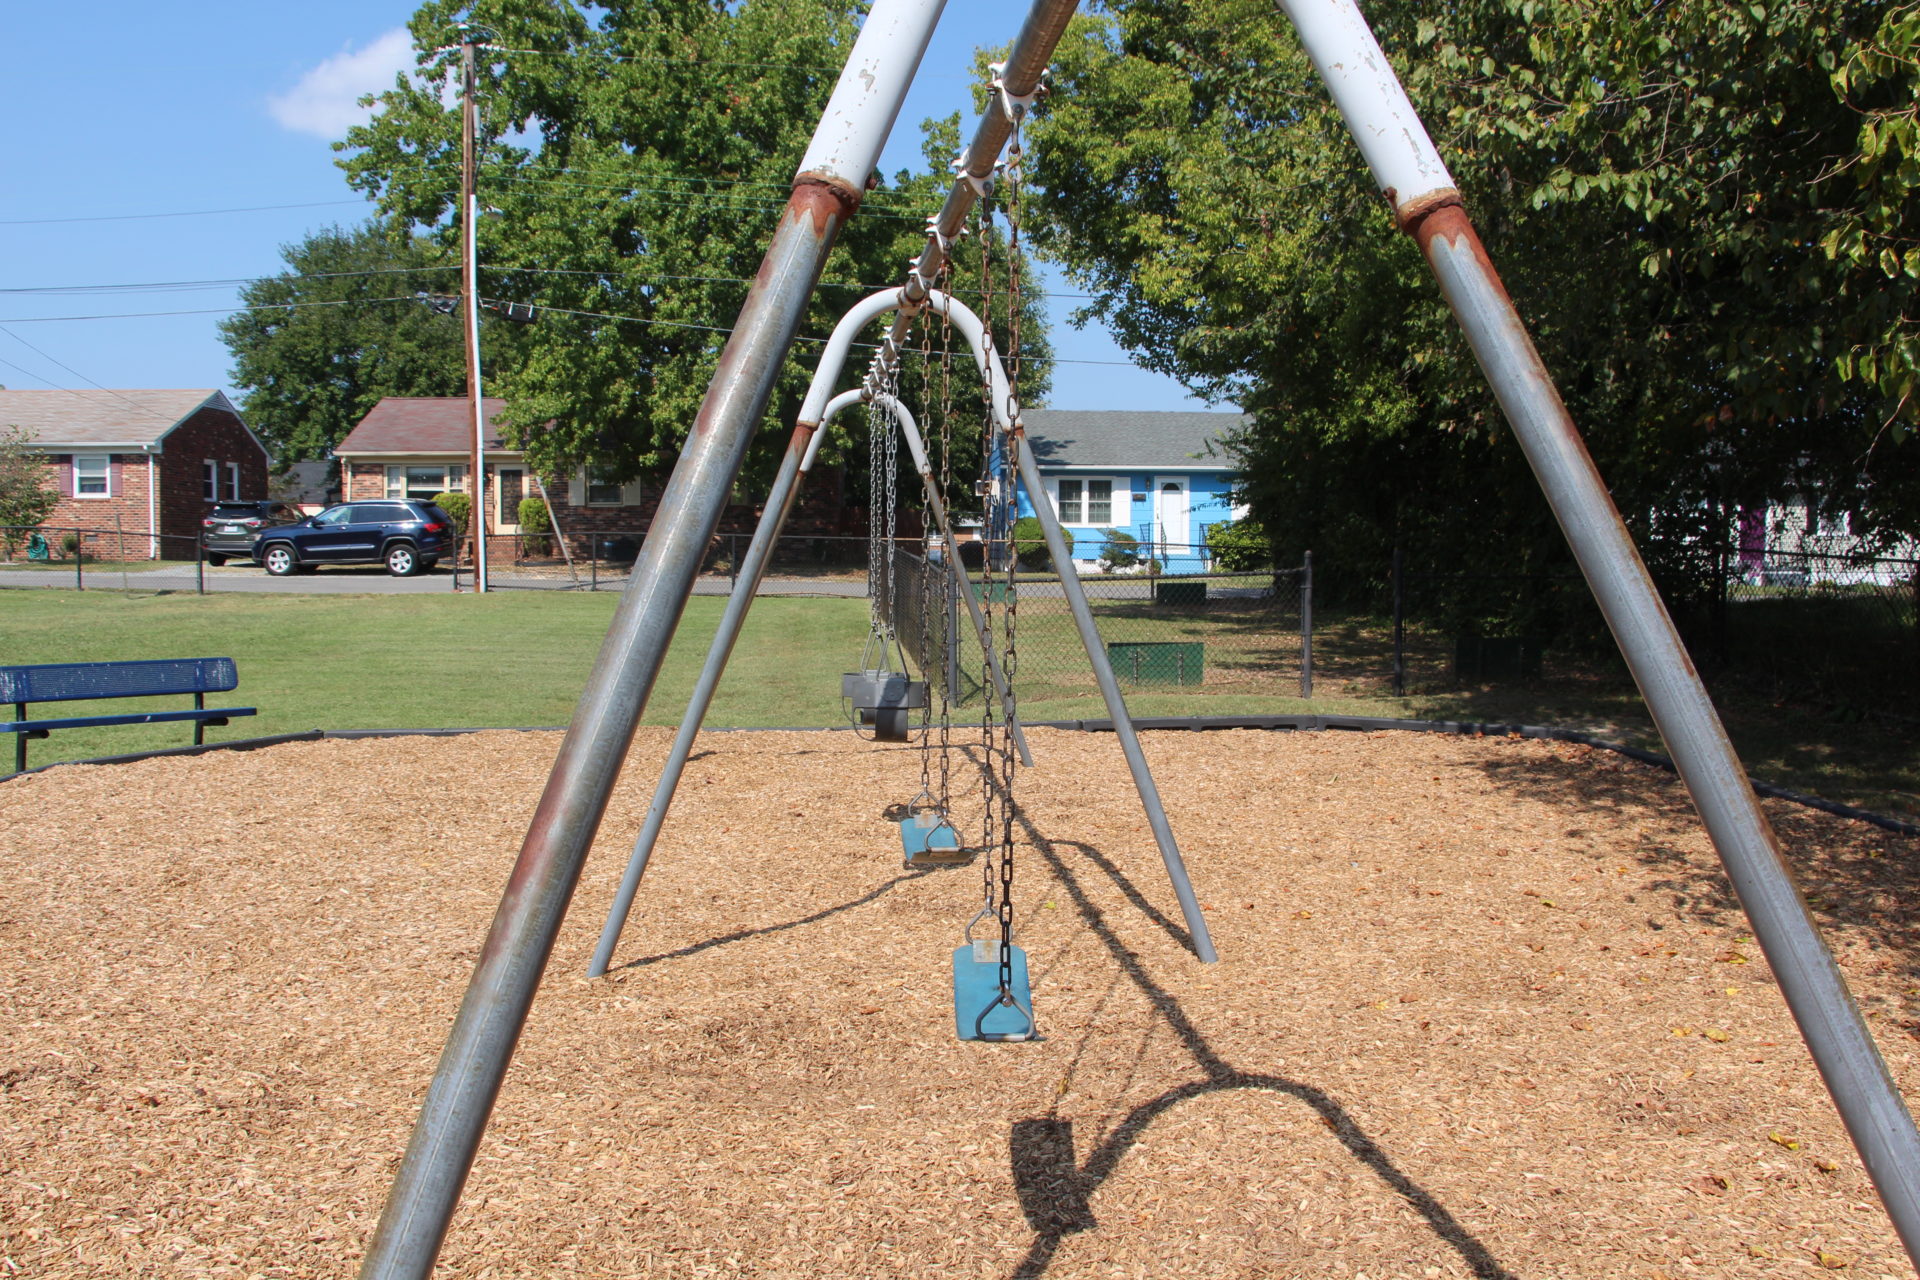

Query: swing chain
left=997, top=120, right=1025, bottom=1004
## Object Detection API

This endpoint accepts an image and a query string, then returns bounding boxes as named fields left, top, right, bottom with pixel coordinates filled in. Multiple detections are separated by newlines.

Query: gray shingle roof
left=0, top=389, right=239, bottom=448
left=1022, top=409, right=1245, bottom=471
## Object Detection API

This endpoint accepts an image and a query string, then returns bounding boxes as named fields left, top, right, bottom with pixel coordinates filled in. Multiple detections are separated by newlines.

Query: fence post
left=197, top=533, right=206, bottom=595
left=590, top=541, right=598, bottom=592
left=730, top=533, right=740, bottom=595
left=1391, top=545, right=1404, bottom=696
left=75, top=531, right=84, bottom=591
left=1300, top=550, right=1313, bottom=699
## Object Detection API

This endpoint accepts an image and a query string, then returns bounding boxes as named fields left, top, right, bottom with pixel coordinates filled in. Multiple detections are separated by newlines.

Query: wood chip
left=2, top=727, right=1915, bottom=1277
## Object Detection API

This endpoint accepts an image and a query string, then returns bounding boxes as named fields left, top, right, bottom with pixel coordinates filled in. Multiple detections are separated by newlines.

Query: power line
left=0, top=263, right=1098, bottom=302
left=477, top=45, right=845, bottom=73
left=0, top=266, right=459, bottom=296
left=0, top=297, right=422, bottom=323
left=0, top=291, right=1143, bottom=367
left=0, top=199, right=374, bottom=227
left=0, top=326, right=185, bottom=421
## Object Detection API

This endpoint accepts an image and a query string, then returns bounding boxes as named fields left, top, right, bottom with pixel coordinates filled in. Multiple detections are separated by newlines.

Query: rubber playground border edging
left=7, top=715, right=1916, bottom=839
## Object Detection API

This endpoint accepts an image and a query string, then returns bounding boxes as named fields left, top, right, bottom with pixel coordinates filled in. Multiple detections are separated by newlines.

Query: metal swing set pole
left=354, top=4, right=949, bottom=1275
left=920, top=290, right=1221, bottom=964
left=587, top=367, right=1031, bottom=979
left=1280, top=0, right=1920, bottom=1260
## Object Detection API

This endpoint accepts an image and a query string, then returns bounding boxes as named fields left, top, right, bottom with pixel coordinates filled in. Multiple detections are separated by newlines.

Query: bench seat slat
left=2, top=707, right=256, bottom=734
left=0, top=658, right=239, bottom=704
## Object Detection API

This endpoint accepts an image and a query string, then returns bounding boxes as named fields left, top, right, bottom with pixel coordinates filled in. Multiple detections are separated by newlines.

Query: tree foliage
left=335, top=0, right=1049, bottom=512
left=0, top=425, right=59, bottom=555
left=220, top=222, right=468, bottom=464
left=1025, top=0, right=1919, bottom=593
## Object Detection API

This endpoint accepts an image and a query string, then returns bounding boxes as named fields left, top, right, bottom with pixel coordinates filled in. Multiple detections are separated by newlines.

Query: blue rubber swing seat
left=900, top=809, right=968, bottom=867
left=952, top=938, right=1036, bottom=1041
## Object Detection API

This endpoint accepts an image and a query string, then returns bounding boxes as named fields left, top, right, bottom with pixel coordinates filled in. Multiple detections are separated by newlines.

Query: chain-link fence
left=874, top=543, right=1313, bottom=705
left=1378, top=545, right=1919, bottom=707
left=1713, top=546, right=1919, bottom=706
left=451, top=531, right=895, bottom=596
left=1, top=525, right=216, bottom=592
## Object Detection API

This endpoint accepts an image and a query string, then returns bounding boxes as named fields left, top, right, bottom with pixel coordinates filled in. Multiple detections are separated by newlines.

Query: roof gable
left=0, top=389, right=242, bottom=449
left=335, top=397, right=514, bottom=455
left=1023, top=410, right=1245, bottom=471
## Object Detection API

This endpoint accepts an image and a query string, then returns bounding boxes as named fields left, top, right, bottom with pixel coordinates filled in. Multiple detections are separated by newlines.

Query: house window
left=225, top=462, right=242, bottom=501
left=203, top=460, right=218, bottom=501
left=586, top=469, right=624, bottom=506
left=385, top=465, right=463, bottom=500
left=1054, top=477, right=1116, bottom=525
left=73, top=455, right=109, bottom=498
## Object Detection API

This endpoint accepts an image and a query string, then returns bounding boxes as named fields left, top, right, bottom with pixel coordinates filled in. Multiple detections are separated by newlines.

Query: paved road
left=0, top=563, right=871, bottom=596
left=0, top=563, right=457, bottom=594
left=0, top=564, right=1271, bottom=601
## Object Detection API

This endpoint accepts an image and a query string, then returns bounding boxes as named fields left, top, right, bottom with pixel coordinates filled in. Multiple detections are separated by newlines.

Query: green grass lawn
left=0, top=588, right=871, bottom=767
left=4, top=587, right=1913, bottom=820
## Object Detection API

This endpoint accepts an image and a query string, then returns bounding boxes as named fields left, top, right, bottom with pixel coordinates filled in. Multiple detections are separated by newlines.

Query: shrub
left=433, top=491, right=471, bottom=536
left=1097, top=528, right=1142, bottom=571
left=1205, top=516, right=1270, bottom=571
left=0, top=424, right=58, bottom=558
left=517, top=495, right=551, bottom=556
left=1011, top=516, right=1071, bottom=572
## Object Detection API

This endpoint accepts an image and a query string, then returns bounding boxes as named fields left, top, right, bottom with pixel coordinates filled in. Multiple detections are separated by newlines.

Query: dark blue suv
left=253, top=500, right=453, bottom=577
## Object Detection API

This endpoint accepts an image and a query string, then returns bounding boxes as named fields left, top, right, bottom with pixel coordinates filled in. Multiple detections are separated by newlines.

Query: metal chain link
left=994, top=111, right=1027, bottom=1004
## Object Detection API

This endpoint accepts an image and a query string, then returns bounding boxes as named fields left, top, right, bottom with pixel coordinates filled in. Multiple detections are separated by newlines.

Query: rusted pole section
left=355, top=4, right=946, bottom=1276
left=1278, top=0, right=1920, bottom=1262
left=865, top=0, right=1079, bottom=383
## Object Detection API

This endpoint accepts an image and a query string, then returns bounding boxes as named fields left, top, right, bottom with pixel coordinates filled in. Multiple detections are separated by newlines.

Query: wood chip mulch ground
left=3, top=726, right=1917, bottom=1279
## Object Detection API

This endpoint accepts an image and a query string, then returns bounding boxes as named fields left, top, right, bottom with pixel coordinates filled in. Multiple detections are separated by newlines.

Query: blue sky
left=1, top=2, right=1216, bottom=418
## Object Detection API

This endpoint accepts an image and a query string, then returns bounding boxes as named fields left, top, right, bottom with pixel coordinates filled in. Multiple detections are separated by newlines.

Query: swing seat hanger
left=952, top=937, right=1037, bottom=1042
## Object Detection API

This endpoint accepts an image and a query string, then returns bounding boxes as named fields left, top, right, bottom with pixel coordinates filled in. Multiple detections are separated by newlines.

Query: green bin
left=1106, top=640, right=1204, bottom=685
left=1154, top=580, right=1207, bottom=606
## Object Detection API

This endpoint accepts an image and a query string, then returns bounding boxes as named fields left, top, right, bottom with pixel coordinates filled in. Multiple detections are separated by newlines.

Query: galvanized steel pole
left=1280, top=0, right=1920, bottom=1261
left=865, top=0, right=1080, bottom=388
left=588, top=381, right=1035, bottom=978
left=356, top=4, right=946, bottom=1276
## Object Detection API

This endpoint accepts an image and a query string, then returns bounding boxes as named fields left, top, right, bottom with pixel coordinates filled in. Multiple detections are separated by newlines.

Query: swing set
left=354, top=2, right=1920, bottom=1276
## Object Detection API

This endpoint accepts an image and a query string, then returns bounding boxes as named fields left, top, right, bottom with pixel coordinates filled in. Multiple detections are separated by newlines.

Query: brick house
left=1, top=389, right=270, bottom=559
left=333, top=397, right=853, bottom=555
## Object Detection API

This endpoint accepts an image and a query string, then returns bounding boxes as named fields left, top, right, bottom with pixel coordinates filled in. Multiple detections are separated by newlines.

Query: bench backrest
left=0, top=658, right=240, bottom=706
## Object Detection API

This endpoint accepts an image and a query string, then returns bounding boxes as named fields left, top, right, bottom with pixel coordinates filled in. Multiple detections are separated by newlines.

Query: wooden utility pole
left=460, top=26, right=490, bottom=592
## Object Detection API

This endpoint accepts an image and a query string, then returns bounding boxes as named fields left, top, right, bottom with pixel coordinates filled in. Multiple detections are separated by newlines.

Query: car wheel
left=262, top=544, right=298, bottom=576
left=385, top=542, right=420, bottom=576
left=205, top=553, right=227, bottom=567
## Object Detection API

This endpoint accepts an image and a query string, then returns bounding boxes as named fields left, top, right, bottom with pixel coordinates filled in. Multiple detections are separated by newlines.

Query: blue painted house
left=1017, top=410, right=1248, bottom=573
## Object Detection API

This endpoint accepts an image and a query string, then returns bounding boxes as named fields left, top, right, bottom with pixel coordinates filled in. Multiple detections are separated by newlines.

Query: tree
left=0, top=425, right=59, bottom=558
left=336, top=0, right=1049, bottom=518
left=1024, top=0, right=1917, bottom=597
left=220, top=221, right=468, bottom=464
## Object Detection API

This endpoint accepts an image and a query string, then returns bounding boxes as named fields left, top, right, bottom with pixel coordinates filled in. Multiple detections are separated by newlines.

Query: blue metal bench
left=3, top=658, right=256, bottom=775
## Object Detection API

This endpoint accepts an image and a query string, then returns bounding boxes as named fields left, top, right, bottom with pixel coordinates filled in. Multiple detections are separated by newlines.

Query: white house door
left=1153, top=477, right=1189, bottom=555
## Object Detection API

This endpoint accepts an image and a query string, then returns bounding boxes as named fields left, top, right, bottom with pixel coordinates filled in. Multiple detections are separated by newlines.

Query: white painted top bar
left=1278, top=0, right=1456, bottom=217
left=796, top=0, right=947, bottom=190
